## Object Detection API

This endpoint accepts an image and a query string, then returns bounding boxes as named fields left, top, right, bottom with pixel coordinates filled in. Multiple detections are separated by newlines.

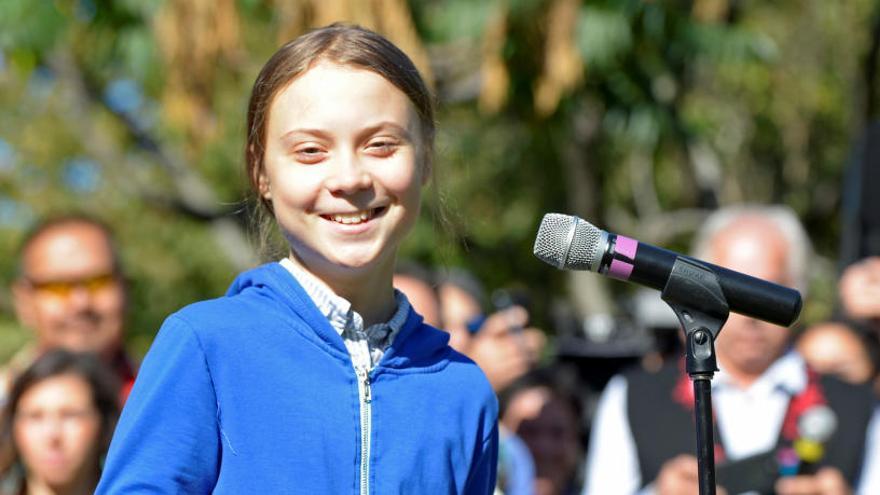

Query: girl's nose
left=324, top=154, right=373, bottom=195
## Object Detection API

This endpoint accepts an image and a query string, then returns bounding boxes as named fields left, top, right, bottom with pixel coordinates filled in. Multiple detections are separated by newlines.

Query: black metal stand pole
left=662, top=258, right=730, bottom=495
left=693, top=372, right=716, bottom=494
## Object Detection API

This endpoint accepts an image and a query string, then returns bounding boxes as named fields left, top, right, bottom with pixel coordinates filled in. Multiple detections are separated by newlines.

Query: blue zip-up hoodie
left=97, top=263, right=498, bottom=494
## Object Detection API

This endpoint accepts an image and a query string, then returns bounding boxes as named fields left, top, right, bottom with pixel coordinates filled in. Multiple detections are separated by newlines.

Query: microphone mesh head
left=533, top=213, right=603, bottom=271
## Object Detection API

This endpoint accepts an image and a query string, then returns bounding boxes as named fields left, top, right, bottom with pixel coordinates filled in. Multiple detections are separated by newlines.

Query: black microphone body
left=603, top=234, right=801, bottom=327
left=534, top=214, right=803, bottom=327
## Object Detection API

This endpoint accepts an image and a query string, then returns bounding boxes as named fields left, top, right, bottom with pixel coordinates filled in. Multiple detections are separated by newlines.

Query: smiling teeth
left=331, top=211, right=371, bottom=224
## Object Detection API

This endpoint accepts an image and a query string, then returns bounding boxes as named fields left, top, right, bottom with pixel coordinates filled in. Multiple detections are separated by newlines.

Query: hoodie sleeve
left=464, top=421, right=499, bottom=495
left=96, top=315, right=220, bottom=494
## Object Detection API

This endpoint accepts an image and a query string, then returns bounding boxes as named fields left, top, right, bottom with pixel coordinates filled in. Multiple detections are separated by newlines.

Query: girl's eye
left=293, top=145, right=326, bottom=163
left=366, top=140, right=398, bottom=156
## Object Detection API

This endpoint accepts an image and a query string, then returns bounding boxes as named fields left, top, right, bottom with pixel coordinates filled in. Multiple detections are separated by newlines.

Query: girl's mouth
left=322, top=207, right=386, bottom=225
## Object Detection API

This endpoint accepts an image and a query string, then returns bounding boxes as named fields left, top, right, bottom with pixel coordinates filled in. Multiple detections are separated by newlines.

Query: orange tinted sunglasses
left=27, top=273, right=118, bottom=298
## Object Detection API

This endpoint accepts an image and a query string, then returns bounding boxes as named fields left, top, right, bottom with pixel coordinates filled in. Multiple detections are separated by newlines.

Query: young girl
left=0, top=350, right=119, bottom=495
left=96, top=24, right=498, bottom=494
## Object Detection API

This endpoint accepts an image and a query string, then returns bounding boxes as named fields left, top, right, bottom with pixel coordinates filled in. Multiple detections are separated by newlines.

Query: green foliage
left=576, top=7, right=632, bottom=69
left=414, top=0, right=495, bottom=41
left=0, top=318, right=28, bottom=363
left=0, top=1, right=66, bottom=55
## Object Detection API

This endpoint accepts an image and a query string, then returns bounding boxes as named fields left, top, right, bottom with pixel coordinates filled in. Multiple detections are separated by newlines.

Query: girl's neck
left=288, top=254, right=397, bottom=327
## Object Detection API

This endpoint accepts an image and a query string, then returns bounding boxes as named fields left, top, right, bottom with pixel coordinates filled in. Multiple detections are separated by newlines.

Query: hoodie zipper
left=356, top=366, right=372, bottom=495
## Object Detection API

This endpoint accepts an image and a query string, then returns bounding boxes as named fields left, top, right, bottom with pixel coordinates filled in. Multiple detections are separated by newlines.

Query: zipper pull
left=364, top=370, right=372, bottom=404
left=359, top=368, right=372, bottom=403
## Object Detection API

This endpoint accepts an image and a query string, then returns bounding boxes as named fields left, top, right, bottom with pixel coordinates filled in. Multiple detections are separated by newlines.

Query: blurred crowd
left=2, top=204, right=880, bottom=494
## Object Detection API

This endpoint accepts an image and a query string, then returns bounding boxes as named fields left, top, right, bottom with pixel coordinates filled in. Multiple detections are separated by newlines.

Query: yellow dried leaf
left=304, top=0, right=433, bottom=87
left=692, top=0, right=729, bottom=23
left=534, top=0, right=583, bottom=117
left=479, top=4, right=509, bottom=114
left=153, top=0, right=242, bottom=150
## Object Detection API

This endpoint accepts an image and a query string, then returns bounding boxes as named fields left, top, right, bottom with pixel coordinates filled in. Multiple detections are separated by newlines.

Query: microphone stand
left=661, top=258, right=730, bottom=495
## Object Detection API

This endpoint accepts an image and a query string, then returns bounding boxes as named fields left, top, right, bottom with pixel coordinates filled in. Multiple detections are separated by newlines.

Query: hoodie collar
left=226, top=263, right=450, bottom=371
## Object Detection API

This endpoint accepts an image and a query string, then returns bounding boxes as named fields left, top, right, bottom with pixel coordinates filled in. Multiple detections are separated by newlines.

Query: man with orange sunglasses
left=3, top=215, right=136, bottom=406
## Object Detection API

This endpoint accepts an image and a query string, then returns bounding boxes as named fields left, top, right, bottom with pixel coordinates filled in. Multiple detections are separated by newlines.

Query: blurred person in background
left=437, top=269, right=545, bottom=392
left=838, top=119, right=880, bottom=317
left=437, top=269, right=546, bottom=495
left=501, top=366, right=585, bottom=495
left=0, top=350, right=119, bottom=495
left=3, top=216, right=136, bottom=407
left=839, top=256, right=880, bottom=335
left=797, top=320, right=876, bottom=387
left=583, top=205, right=880, bottom=495
left=395, top=265, right=538, bottom=494
left=494, top=425, right=537, bottom=495
left=392, top=260, right=442, bottom=328
left=437, top=268, right=487, bottom=352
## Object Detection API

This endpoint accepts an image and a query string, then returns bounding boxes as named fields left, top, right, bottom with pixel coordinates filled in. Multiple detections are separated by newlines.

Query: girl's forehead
left=275, top=62, right=403, bottom=105
left=268, top=62, right=419, bottom=134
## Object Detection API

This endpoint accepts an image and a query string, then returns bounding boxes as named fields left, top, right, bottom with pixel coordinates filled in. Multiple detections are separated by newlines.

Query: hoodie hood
left=224, top=262, right=452, bottom=372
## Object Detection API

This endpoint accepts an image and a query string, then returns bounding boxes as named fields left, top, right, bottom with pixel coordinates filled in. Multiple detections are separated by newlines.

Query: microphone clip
left=661, top=257, right=731, bottom=378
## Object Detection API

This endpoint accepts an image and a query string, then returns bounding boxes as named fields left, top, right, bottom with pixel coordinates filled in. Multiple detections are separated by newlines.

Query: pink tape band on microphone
left=615, top=235, right=638, bottom=260
left=608, top=259, right=634, bottom=280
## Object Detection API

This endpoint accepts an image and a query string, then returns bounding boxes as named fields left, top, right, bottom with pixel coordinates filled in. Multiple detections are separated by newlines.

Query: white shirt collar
left=714, top=349, right=807, bottom=396
left=280, top=258, right=353, bottom=335
left=278, top=258, right=410, bottom=338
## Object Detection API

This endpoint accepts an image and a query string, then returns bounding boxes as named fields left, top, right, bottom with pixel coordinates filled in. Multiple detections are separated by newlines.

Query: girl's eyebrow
left=280, top=128, right=333, bottom=146
left=357, top=122, right=414, bottom=142
left=280, top=122, right=415, bottom=145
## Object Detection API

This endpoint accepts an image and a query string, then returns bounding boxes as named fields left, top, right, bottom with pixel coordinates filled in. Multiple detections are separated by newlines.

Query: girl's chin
left=295, top=249, right=389, bottom=274
left=288, top=235, right=401, bottom=275
left=328, top=252, right=389, bottom=272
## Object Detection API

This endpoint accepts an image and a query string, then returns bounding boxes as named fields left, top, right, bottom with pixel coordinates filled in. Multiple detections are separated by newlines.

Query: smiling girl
left=95, top=24, right=498, bottom=494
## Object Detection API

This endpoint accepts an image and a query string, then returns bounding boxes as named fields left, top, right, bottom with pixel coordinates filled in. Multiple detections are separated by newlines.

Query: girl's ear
left=258, top=169, right=272, bottom=200
left=251, top=146, right=272, bottom=200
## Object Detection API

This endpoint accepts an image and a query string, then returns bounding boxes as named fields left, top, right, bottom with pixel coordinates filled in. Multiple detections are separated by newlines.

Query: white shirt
left=279, top=258, right=410, bottom=372
left=582, top=351, right=880, bottom=495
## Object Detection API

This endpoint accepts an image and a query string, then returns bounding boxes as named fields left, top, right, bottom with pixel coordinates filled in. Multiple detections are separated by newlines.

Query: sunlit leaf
left=575, top=6, right=632, bottom=69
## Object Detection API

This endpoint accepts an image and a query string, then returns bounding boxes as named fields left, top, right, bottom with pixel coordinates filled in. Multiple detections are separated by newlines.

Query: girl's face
left=259, top=61, right=427, bottom=284
left=13, top=373, right=101, bottom=489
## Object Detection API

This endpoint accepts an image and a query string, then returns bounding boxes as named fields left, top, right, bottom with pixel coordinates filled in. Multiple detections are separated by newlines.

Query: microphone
left=533, top=213, right=802, bottom=327
left=796, top=404, right=837, bottom=474
left=779, top=404, right=837, bottom=476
